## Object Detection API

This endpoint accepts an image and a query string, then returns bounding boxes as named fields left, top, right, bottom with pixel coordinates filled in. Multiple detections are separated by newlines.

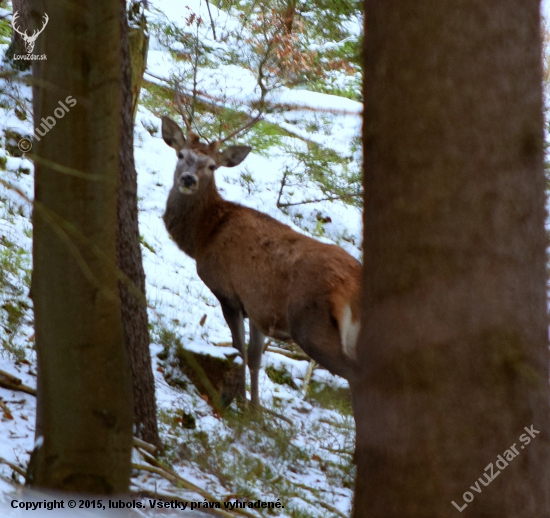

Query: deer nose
left=181, top=175, right=197, bottom=188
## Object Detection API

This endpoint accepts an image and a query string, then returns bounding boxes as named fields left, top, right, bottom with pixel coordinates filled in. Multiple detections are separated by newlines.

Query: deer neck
left=163, top=177, right=226, bottom=259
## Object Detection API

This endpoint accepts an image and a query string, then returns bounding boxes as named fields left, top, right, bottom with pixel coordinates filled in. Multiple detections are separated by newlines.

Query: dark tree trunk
left=118, top=0, right=159, bottom=447
left=28, top=0, right=133, bottom=493
left=354, top=0, right=550, bottom=516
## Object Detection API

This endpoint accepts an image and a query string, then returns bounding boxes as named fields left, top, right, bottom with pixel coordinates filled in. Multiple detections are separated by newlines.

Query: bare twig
left=144, top=73, right=221, bottom=115
left=145, top=73, right=361, bottom=117
left=218, top=112, right=263, bottom=144
left=205, top=0, right=217, bottom=40
left=277, top=193, right=361, bottom=208
left=0, top=70, right=23, bottom=80
left=276, top=169, right=289, bottom=208
left=191, top=17, right=201, bottom=123
left=175, top=82, right=192, bottom=133
left=301, top=360, right=317, bottom=395
left=173, top=80, right=208, bottom=141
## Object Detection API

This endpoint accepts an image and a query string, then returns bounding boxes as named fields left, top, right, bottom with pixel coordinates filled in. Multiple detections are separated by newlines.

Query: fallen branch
left=265, top=346, right=309, bottom=361
left=318, top=418, right=353, bottom=430
left=0, top=398, right=13, bottom=419
left=135, top=448, right=256, bottom=518
left=0, top=456, right=26, bottom=478
left=0, top=369, right=23, bottom=385
left=260, top=406, right=293, bottom=425
left=132, top=460, right=255, bottom=518
left=132, top=462, right=200, bottom=494
left=290, top=483, right=347, bottom=518
left=135, top=450, right=204, bottom=494
left=304, top=496, right=346, bottom=518
left=216, top=342, right=309, bottom=362
left=0, top=371, right=36, bottom=396
left=132, top=487, right=239, bottom=518
left=318, top=445, right=354, bottom=456
left=133, top=436, right=158, bottom=455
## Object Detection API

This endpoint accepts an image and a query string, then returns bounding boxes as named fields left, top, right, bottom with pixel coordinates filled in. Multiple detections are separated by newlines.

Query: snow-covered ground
left=0, top=1, right=362, bottom=516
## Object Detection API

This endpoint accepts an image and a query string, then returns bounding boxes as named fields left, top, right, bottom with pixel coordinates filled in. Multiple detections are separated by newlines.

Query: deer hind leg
left=248, top=322, right=265, bottom=407
left=288, top=299, right=357, bottom=381
left=219, top=300, right=247, bottom=402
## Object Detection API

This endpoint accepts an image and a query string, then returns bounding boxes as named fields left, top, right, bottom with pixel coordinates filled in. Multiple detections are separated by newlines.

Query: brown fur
left=161, top=116, right=361, bottom=403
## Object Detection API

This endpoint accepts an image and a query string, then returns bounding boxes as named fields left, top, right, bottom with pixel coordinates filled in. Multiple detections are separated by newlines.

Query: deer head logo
left=12, top=12, right=49, bottom=54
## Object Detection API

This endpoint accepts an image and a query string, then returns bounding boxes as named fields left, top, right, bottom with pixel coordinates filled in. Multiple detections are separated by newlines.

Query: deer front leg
left=219, top=300, right=247, bottom=402
left=248, top=322, right=265, bottom=407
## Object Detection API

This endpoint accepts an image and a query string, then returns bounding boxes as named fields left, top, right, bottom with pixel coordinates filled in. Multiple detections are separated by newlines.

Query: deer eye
left=208, top=164, right=216, bottom=171
left=178, top=151, right=184, bottom=159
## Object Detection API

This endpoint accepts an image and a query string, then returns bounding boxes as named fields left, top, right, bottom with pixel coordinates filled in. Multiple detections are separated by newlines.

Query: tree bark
left=28, top=0, right=133, bottom=493
left=6, top=0, right=31, bottom=70
left=354, top=1, right=550, bottom=516
left=118, top=0, right=159, bottom=447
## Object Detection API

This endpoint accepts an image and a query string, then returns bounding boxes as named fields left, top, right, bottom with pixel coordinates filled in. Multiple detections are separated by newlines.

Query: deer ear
left=161, top=116, right=186, bottom=151
left=218, top=146, right=251, bottom=168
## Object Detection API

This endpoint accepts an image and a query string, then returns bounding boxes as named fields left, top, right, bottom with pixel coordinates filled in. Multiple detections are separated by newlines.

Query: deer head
left=12, top=12, right=49, bottom=54
left=161, top=116, right=253, bottom=195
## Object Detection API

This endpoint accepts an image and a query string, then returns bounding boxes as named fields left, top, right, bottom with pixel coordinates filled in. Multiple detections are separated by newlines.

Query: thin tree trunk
left=118, top=0, right=159, bottom=447
left=28, top=0, right=133, bottom=493
left=128, top=4, right=149, bottom=120
left=354, top=0, right=550, bottom=516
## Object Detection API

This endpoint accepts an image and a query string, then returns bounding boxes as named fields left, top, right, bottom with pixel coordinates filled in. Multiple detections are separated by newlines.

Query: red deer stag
left=161, top=101, right=361, bottom=407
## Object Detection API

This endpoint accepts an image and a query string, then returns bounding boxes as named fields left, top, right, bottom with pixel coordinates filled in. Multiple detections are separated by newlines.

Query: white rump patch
left=340, top=304, right=360, bottom=360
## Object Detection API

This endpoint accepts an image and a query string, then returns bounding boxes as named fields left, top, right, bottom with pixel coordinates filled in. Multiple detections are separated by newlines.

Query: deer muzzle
left=178, top=174, right=198, bottom=194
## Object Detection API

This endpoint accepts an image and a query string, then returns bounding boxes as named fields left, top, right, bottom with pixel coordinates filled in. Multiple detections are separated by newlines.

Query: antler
left=174, top=82, right=193, bottom=134
left=11, top=12, right=28, bottom=39
left=172, top=81, right=261, bottom=143
left=33, top=13, right=49, bottom=38
left=218, top=112, right=263, bottom=144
